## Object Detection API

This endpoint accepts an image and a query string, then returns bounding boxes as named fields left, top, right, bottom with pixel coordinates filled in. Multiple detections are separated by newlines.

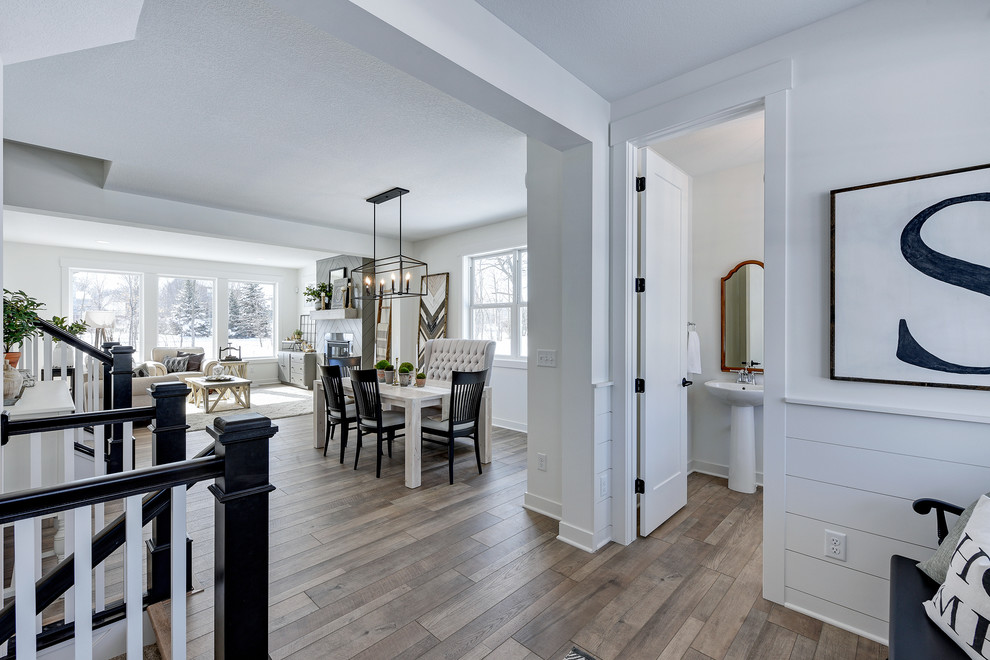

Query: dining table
left=313, top=378, right=492, bottom=488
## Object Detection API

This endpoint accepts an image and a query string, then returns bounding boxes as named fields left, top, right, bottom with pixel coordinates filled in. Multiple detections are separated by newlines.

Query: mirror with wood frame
left=721, top=260, right=764, bottom=373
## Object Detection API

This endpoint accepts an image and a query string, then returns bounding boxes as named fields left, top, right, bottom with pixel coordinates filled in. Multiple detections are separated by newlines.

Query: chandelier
left=352, top=187, right=428, bottom=300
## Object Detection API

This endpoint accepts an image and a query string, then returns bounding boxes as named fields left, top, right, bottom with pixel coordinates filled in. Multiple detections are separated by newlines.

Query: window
left=469, top=248, right=527, bottom=358
left=158, top=277, right=216, bottom=357
left=227, top=281, right=275, bottom=358
left=71, top=270, right=143, bottom=355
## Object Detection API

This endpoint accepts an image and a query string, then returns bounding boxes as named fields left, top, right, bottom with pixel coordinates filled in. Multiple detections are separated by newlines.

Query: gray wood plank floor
left=150, top=414, right=887, bottom=659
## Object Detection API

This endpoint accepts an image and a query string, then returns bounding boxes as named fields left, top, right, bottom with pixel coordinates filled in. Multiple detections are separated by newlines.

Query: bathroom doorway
left=635, top=109, right=766, bottom=536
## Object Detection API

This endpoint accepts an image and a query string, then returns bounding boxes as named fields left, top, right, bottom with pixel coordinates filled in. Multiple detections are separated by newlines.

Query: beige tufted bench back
left=422, top=339, right=496, bottom=386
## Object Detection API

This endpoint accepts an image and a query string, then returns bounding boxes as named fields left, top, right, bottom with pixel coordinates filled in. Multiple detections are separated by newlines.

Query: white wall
left=613, top=0, right=990, bottom=643
left=687, top=161, right=765, bottom=479
left=3, top=241, right=301, bottom=384
left=412, top=215, right=528, bottom=430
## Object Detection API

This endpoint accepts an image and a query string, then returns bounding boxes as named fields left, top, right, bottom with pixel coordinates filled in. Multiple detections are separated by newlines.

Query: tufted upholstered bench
left=421, top=339, right=496, bottom=385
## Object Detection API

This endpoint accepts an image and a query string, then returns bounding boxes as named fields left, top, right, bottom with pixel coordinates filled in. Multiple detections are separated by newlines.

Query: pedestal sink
left=704, top=380, right=764, bottom=493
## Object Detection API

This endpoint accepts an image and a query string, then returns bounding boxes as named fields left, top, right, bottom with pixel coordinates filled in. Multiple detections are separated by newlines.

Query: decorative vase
left=398, top=372, right=412, bottom=387
left=415, top=377, right=426, bottom=387
left=4, top=360, right=24, bottom=402
left=212, top=364, right=225, bottom=377
left=384, top=370, right=395, bottom=385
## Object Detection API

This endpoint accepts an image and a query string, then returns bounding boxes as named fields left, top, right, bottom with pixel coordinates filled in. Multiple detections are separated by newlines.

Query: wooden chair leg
left=339, top=421, right=349, bottom=465
left=474, top=435, right=483, bottom=474
left=323, top=418, right=332, bottom=457
left=354, top=430, right=363, bottom=470
left=376, top=432, right=384, bottom=478
left=387, top=430, right=393, bottom=458
left=448, top=437, right=455, bottom=485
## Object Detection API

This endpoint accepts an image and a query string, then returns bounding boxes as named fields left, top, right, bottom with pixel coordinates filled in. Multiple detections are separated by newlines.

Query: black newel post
left=208, top=413, right=277, bottom=660
left=147, top=381, right=193, bottom=603
left=106, top=344, right=134, bottom=474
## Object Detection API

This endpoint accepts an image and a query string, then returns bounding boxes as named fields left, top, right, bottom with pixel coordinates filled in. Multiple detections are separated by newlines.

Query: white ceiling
left=475, top=0, right=871, bottom=101
left=2, top=0, right=527, bottom=243
left=3, top=210, right=327, bottom=269
left=1, top=0, right=870, bottom=265
left=650, top=111, right=765, bottom=177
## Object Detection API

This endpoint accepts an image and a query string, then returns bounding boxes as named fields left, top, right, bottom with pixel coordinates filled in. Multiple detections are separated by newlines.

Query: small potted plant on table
left=398, top=362, right=415, bottom=386
left=375, top=359, right=391, bottom=384
left=415, top=372, right=426, bottom=387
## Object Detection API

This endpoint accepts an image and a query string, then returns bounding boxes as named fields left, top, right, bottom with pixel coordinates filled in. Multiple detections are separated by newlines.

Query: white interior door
left=638, top=147, right=690, bottom=536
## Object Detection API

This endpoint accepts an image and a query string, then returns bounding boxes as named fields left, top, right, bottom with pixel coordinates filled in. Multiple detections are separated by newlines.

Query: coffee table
left=187, top=376, right=252, bottom=413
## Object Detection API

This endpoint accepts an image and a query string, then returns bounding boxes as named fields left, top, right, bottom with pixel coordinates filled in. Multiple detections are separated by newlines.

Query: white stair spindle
left=63, top=429, right=75, bottom=622
left=171, top=486, right=187, bottom=660
left=42, top=334, right=52, bottom=381
left=93, top=425, right=106, bottom=613
left=30, top=433, right=42, bottom=608
left=123, top=421, right=134, bottom=471
left=125, top=495, right=142, bottom=658
left=73, top=507, right=93, bottom=660
left=14, top=518, right=37, bottom=660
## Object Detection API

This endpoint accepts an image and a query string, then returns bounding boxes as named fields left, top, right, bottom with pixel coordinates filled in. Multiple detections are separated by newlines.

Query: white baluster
left=171, top=486, right=187, bottom=660
left=42, top=334, right=52, bottom=382
left=93, top=424, right=105, bottom=613
left=14, top=518, right=37, bottom=660
left=62, top=428, right=75, bottom=622
left=123, top=421, right=134, bottom=471
left=73, top=348, right=84, bottom=413
left=125, top=495, right=142, bottom=658
left=30, top=433, right=42, bottom=604
left=73, top=507, right=92, bottom=660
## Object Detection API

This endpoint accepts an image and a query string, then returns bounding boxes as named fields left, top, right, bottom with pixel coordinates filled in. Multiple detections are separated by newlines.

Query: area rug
left=562, top=648, right=599, bottom=660
left=184, top=384, right=313, bottom=431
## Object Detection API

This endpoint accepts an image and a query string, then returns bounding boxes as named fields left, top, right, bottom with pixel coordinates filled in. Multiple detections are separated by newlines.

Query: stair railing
left=0, top=399, right=276, bottom=659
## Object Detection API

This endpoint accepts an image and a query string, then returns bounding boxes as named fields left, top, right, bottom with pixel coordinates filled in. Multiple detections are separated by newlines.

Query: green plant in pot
left=398, top=362, right=415, bottom=386
left=415, top=371, right=426, bottom=387
left=303, top=282, right=331, bottom=310
left=3, top=289, right=45, bottom=367
left=49, top=316, right=88, bottom=343
left=375, top=359, right=391, bottom=384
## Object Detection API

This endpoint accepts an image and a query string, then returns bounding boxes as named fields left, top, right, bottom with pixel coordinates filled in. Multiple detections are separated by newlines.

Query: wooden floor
left=165, top=415, right=885, bottom=659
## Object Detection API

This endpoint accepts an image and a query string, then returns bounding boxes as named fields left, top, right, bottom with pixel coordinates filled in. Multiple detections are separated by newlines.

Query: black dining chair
left=319, top=364, right=357, bottom=463
left=421, top=369, right=487, bottom=485
left=349, top=368, right=405, bottom=477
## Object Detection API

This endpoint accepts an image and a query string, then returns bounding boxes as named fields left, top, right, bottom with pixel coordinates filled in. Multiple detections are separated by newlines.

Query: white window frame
left=67, top=267, right=145, bottom=354
left=226, top=279, right=277, bottom=359
left=468, top=247, right=527, bottom=359
left=156, top=274, right=218, bottom=354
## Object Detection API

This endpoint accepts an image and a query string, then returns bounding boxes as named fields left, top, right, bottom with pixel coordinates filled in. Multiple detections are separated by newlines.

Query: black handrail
left=33, top=318, right=111, bottom=364
left=1, top=407, right=156, bottom=446
left=0, top=441, right=218, bottom=644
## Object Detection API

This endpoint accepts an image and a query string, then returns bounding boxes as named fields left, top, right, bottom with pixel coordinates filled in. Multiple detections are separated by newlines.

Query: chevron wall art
left=418, top=272, right=449, bottom=367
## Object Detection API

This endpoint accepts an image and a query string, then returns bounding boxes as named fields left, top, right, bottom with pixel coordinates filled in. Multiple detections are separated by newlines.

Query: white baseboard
left=557, top=521, right=596, bottom=553
left=689, top=459, right=764, bottom=487
left=493, top=418, right=527, bottom=433
left=523, top=492, right=561, bottom=520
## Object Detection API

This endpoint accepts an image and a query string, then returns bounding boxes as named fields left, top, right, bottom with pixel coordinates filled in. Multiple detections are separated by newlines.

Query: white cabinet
left=277, top=351, right=316, bottom=389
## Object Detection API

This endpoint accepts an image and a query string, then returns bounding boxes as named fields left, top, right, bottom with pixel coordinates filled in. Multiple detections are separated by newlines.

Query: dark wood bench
left=888, top=498, right=968, bottom=659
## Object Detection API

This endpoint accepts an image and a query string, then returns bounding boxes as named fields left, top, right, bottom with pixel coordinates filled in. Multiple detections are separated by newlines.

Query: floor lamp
left=84, top=310, right=116, bottom=348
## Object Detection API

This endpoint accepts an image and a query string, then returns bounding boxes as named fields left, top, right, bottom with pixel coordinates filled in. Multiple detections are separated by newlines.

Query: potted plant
left=3, top=289, right=45, bottom=367
left=415, top=372, right=426, bottom=387
left=383, top=361, right=395, bottom=385
left=292, top=329, right=303, bottom=341
left=303, top=282, right=331, bottom=310
left=375, top=359, right=391, bottom=384
left=49, top=316, right=89, bottom=342
left=398, top=362, right=415, bottom=386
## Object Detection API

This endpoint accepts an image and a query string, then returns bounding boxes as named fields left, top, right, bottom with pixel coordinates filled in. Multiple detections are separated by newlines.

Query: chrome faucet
left=736, top=366, right=752, bottom=384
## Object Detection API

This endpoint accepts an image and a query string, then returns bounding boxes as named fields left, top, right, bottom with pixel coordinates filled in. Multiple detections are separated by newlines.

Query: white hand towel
left=687, top=330, right=702, bottom=375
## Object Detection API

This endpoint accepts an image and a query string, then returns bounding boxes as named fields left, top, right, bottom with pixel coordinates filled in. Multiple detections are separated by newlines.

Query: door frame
left=609, top=60, right=792, bottom=603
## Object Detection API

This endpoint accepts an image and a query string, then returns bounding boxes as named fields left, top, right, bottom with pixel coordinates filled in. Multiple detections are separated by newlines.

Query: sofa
left=130, top=347, right=214, bottom=407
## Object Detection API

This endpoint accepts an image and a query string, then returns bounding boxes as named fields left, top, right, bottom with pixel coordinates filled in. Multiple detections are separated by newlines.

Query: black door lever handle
left=682, top=378, right=693, bottom=387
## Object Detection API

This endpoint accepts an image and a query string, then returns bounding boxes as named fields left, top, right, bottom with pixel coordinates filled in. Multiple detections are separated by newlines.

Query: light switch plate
left=536, top=349, right=557, bottom=367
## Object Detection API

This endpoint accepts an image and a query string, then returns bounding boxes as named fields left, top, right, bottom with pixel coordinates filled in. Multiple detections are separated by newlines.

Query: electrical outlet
left=824, top=530, right=847, bottom=561
left=537, top=452, right=547, bottom=471
left=536, top=349, right=557, bottom=368
left=599, top=473, right=609, bottom=499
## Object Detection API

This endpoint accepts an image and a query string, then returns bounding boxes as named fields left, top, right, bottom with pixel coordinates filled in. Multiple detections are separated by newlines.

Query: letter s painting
left=831, top=162, right=990, bottom=390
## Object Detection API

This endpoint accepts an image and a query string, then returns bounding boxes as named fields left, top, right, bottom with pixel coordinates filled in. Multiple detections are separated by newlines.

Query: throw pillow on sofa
left=177, top=351, right=204, bottom=371
left=162, top=355, right=190, bottom=373
left=133, top=362, right=151, bottom=378
left=924, top=495, right=990, bottom=660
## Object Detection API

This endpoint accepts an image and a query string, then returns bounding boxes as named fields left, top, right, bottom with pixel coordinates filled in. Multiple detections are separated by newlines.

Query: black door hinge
left=635, top=176, right=646, bottom=192
left=634, top=378, right=645, bottom=393
left=634, top=277, right=645, bottom=293
left=634, top=478, right=645, bottom=494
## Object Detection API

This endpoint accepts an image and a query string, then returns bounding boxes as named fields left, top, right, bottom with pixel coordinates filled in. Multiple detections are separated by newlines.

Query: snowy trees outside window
left=71, top=270, right=143, bottom=355
left=469, top=248, right=527, bottom=358
left=228, top=281, right=274, bottom=358
left=158, top=277, right=215, bottom=357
